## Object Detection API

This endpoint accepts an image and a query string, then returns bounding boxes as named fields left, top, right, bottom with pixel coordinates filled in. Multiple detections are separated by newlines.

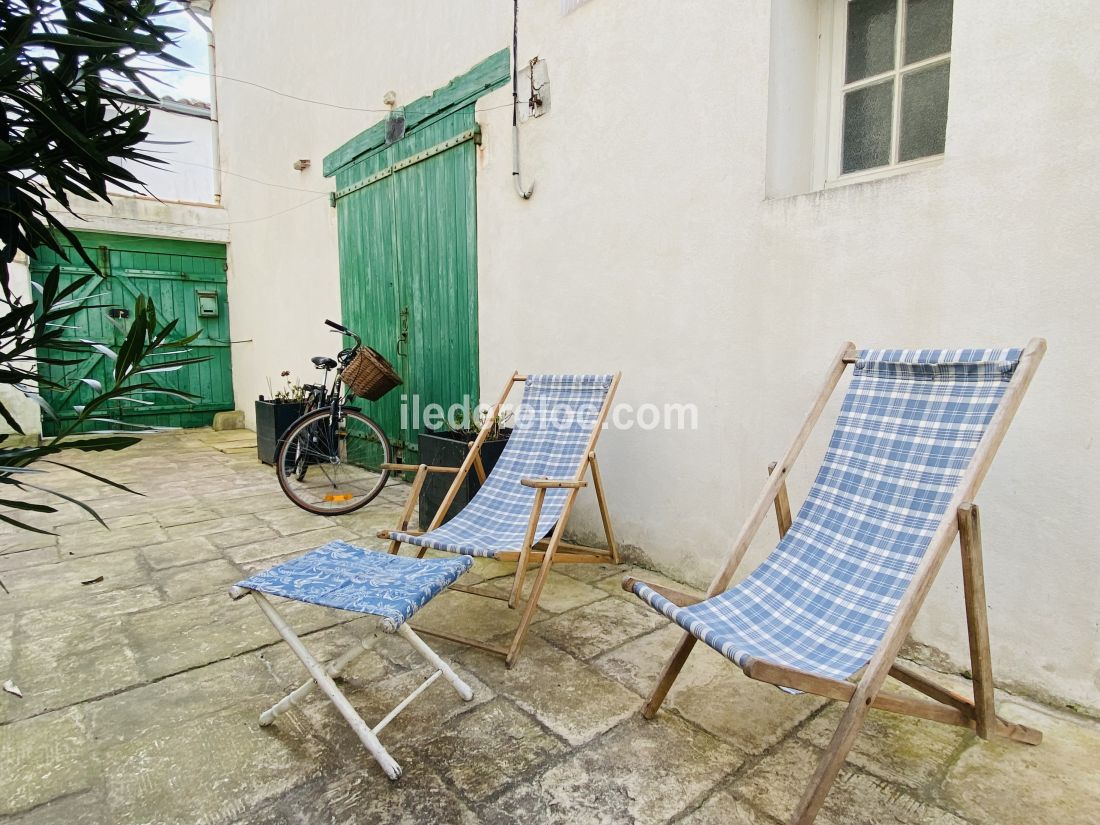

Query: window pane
left=842, top=80, right=893, bottom=173
left=845, top=0, right=898, bottom=83
left=898, top=61, right=949, bottom=161
left=905, top=0, right=952, bottom=64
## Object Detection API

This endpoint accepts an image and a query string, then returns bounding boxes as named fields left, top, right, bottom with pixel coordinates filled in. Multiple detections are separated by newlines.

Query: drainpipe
left=512, top=0, right=534, bottom=200
left=185, top=3, right=221, bottom=205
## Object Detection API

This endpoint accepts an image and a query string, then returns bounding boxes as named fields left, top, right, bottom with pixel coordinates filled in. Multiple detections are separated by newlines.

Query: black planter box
left=418, top=429, right=511, bottom=529
left=255, top=399, right=306, bottom=465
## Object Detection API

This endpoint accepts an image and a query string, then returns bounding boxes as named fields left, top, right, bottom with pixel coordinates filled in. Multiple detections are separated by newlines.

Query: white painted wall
left=0, top=255, right=41, bottom=439
left=211, top=0, right=1100, bottom=710
left=109, top=105, right=218, bottom=205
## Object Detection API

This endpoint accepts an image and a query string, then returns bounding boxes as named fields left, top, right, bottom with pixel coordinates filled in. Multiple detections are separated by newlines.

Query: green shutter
left=31, top=232, right=234, bottom=434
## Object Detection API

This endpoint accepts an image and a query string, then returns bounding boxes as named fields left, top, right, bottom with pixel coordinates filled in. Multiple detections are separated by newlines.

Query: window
left=828, top=0, right=952, bottom=183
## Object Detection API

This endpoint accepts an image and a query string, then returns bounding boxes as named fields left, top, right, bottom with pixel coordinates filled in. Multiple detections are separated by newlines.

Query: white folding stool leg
left=250, top=592, right=402, bottom=779
left=397, top=622, right=473, bottom=701
left=259, top=636, right=373, bottom=726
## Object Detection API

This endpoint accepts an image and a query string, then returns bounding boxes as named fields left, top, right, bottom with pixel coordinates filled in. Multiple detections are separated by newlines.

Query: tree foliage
left=0, top=1, right=208, bottom=533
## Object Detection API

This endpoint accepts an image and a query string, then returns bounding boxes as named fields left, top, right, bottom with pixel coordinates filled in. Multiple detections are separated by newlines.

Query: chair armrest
left=521, top=477, right=587, bottom=489
left=621, top=577, right=703, bottom=607
left=380, top=463, right=460, bottom=474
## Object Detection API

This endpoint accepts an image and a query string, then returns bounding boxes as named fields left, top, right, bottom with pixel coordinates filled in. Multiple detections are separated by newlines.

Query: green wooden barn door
left=32, top=233, right=233, bottom=435
left=336, top=147, right=403, bottom=466
left=389, top=107, right=480, bottom=462
left=326, top=50, right=508, bottom=464
left=332, top=108, right=481, bottom=463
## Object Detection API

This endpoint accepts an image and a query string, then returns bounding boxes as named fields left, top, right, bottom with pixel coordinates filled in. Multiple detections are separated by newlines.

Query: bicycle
left=275, top=319, right=399, bottom=515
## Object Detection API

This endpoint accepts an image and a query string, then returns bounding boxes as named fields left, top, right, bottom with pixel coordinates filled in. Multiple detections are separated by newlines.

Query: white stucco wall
left=0, top=255, right=41, bottom=439
left=211, top=0, right=1100, bottom=709
left=109, top=106, right=218, bottom=205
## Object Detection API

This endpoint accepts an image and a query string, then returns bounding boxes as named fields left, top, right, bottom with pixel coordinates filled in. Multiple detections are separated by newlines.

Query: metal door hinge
left=331, top=127, right=481, bottom=203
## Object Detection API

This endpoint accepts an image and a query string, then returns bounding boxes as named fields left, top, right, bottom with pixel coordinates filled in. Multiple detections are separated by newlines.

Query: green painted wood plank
left=323, top=48, right=508, bottom=177
left=65, top=231, right=227, bottom=260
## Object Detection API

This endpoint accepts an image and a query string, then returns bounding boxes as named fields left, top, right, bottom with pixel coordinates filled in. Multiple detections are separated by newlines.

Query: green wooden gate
left=31, top=232, right=233, bottom=435
left=324, top=49, right=508, bottom=463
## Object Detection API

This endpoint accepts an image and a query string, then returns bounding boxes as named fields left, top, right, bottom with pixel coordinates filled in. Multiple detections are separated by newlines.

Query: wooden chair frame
left=629, top=340, right=1046, bottom=825
left=383, top=371, right=622, bottom=667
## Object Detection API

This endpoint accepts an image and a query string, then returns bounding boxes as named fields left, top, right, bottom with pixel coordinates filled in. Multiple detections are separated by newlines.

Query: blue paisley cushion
left=235, top=540, right=473, bottom=632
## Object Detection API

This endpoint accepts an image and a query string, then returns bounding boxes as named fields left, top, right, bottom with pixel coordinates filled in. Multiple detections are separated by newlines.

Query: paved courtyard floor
left=1, top=429, right=1098, bottom=825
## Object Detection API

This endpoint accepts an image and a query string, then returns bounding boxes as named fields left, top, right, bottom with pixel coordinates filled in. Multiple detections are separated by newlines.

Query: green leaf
left=37, top=460, right=143, bottom=496
left=20, top=482, right=107, bottom=528
left=114, top=295, right=148, bottom=383
left=53, top=436, right=143, bottom=452
left=0, top=498, right=57, bottom=514
left=0, top=513, right=56, bottom=536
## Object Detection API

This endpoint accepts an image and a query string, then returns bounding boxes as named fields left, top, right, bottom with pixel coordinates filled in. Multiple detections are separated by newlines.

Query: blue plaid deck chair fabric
left=630, top=342, right=1046, bottom=825
left=385, top=372, right=621, bottom=665
left=229, top=540, right=476, bottom=779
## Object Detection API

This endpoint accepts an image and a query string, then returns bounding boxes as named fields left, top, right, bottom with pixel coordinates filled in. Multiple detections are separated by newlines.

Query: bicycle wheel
left=275, top=408, right=392, bottom=515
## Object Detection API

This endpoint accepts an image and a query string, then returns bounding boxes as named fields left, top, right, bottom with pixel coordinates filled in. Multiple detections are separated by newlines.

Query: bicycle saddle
left=311, top=356, right=338, bottom=370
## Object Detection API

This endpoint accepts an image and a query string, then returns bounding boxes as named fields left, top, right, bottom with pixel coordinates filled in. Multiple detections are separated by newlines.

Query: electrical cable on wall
left=512, top=0, right=534, bottom=199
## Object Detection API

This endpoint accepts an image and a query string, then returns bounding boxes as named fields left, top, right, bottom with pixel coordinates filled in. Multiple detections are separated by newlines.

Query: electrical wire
left=174, top=67, right=516, bottom=115
left=203, top=194, right=329, bottom=226
left=166, top=159, right=330, bottom=194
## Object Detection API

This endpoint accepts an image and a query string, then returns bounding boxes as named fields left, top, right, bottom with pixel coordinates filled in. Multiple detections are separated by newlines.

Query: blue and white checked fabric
left=634, top=348, right=1021, bottom=682
left=235, top=540, right=473, bottom=632
left=391, top=374, right=614, bottom=557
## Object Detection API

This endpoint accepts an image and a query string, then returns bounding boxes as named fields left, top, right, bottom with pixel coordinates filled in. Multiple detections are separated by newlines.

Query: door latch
left=397, top=306, right=409, bottom=356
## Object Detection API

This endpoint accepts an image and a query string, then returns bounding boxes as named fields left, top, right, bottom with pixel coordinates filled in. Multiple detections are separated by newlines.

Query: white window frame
left=813, top=0, right=950, bottom=190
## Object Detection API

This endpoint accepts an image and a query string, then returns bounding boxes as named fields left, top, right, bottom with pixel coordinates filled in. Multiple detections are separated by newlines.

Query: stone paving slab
left=733, top=740, right=969, bottom=825
left=942, top=699, right=1100, bottom=825
left=486, top=714, right=744, bottom=825
left=0, top=708, right=96, bottom=817
left=460, top=636, right=638, bottom=747
left=594, top=624, right=827, bottom=755
left=1, top=429, right=1097, bottom=825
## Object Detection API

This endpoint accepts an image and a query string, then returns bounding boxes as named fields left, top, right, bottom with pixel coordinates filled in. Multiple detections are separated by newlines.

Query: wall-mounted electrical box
left=517, top=57, right=550, bottom=123
left=196, top=290, right=219, bottom=318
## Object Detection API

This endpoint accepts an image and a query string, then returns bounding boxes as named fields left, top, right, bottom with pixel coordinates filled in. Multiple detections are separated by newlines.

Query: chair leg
left=509, top=487, right=546, bottom=609
left=249, top=592, right=402, bottom=780
left=505, top=520, right=568, bottom=667
left=389, top=465, right=429, bottom=554
left=590, top=453, right=620, bottom=564
left=791, top=698, right=871, bottom=824
left=958, top=502, right=997, bottom=740
left=642, top=631, right=697, bottom=719
left=397, top=623, right=474, bottom=701
left=259, top=636, right=373, bottom=726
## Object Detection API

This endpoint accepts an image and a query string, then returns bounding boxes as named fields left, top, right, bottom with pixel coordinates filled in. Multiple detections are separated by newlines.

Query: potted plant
left=418, top=408, right=512, bottom=528
left=256, top=371, right=307, bottom=465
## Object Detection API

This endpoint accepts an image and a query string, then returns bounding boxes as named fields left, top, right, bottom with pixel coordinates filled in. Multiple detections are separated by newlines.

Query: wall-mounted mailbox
left=196, top=290, right=219, bottom=318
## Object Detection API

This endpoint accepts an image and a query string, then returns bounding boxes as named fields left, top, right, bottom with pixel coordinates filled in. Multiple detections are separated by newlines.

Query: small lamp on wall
left=293, top=159, right=311, bottom=171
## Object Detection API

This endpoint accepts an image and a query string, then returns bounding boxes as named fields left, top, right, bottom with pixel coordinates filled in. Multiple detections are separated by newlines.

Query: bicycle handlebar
left=324, top=319, right=362, bottom=350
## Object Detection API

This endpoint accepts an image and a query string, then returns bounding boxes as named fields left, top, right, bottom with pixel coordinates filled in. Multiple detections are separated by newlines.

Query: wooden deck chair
left=625, top=341, right=1046, bottom=825
left=382, top=372, right=621, bottom=666
left=230, top=540, right=475, bottom=779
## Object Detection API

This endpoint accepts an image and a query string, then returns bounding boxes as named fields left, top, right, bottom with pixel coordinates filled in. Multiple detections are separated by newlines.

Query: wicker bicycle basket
left=342, top=346, right=403, bottom=401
